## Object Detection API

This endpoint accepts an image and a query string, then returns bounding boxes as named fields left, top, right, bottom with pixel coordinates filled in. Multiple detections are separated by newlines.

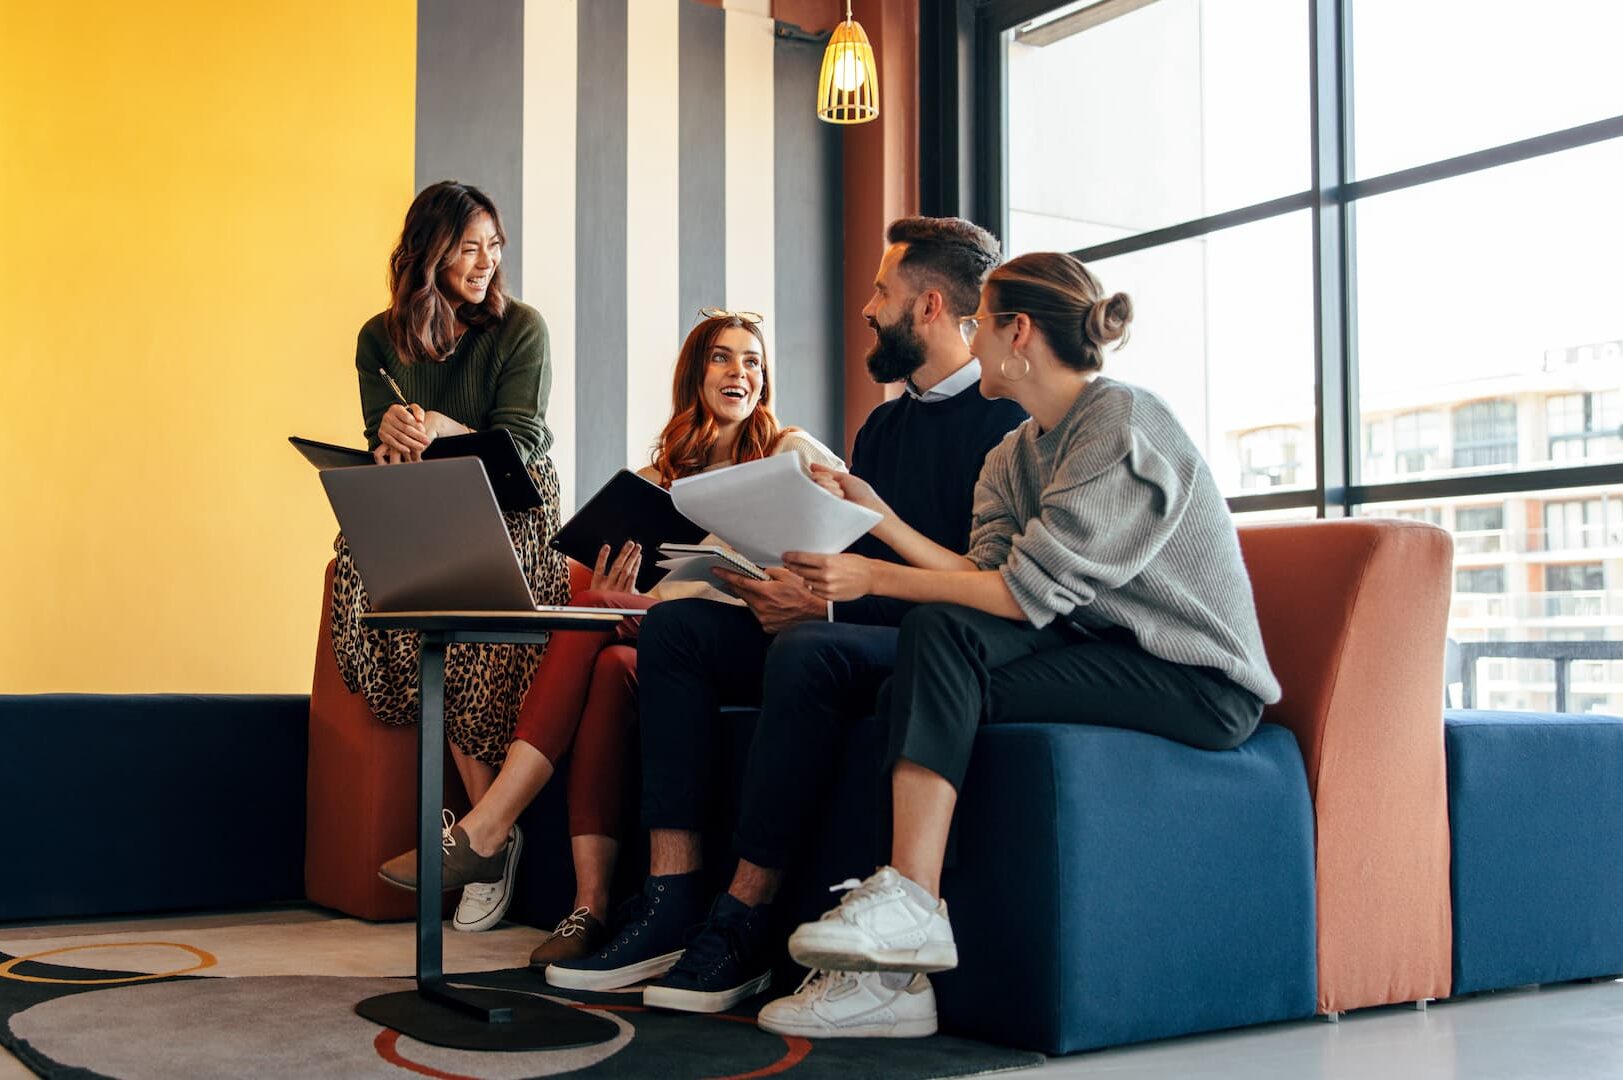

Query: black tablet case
left=550, top=470, right=707, bottom=593
left=290, top=430, right=542, bottom=514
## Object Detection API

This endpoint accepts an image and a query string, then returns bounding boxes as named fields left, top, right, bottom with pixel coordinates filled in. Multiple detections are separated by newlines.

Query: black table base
left=356, top=983, right=619, bottom=1052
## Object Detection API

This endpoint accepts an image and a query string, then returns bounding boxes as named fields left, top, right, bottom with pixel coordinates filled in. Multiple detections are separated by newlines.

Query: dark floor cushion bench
left=2, top=694, right=308, bottom=922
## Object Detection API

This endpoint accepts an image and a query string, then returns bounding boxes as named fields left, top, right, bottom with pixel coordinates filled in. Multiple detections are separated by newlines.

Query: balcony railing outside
left=1451, top=590, right=1623, bottom=622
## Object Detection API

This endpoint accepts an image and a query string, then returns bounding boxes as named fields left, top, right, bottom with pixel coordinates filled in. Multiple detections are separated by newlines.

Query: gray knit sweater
left=967, top=376, right=1281, bottom=703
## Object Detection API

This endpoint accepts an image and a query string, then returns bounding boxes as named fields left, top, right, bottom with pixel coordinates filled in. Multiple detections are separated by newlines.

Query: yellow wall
left=0, top=2, right=416, bottom=692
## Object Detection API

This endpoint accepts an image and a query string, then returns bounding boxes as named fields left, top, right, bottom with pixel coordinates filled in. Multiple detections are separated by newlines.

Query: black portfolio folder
left=550, top=470, right=707, bottom=593
left=289, top=430, right=543, bottom=514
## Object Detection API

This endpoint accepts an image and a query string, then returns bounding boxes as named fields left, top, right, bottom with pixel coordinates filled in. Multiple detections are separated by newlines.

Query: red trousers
left=510, top=588, right=656, bottom=838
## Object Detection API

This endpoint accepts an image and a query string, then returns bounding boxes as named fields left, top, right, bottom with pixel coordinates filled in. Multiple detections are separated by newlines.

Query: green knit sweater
left=354, top=299, right=553, bottom=466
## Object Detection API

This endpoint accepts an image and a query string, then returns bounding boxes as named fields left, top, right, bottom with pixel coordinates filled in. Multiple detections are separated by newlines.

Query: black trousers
left=882, top=604, right=1264, bottom=792
left=637, top=599, right=899, bottom=869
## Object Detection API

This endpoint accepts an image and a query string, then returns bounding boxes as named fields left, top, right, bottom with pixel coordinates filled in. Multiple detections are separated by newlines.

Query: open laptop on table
left=319, top=456, right=641, bottom=617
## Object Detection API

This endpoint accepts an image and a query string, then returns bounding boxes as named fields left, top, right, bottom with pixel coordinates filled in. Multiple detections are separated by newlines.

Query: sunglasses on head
left=698, top=307, right=764, bottom=326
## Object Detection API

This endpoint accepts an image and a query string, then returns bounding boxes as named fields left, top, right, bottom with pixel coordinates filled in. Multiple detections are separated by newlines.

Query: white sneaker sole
left=450, top=827, right=523, bottom=933
left=545, top=949, right=684, bottom=992
left=757, top=1011, right=938, bottom=1039
left=642, top=970, right=772, bottom=1014
left=788, top=926, right=958, bottom=974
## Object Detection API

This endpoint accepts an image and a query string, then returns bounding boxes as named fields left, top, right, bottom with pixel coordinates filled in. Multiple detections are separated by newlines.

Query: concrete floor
left=1, top=906, right=1618, bottom=1079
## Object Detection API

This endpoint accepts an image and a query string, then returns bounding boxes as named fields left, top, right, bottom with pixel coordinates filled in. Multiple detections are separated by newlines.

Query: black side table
left=353, top=609, right=637, bottom=1051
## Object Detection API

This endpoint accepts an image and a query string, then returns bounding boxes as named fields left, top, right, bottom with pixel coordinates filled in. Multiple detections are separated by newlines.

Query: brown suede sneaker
left=378, top=813, right=510, bottom=893
left=529, top=908, right=608, bottom=969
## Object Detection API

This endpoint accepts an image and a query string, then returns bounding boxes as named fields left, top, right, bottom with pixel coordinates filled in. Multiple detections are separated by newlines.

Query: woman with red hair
left=378, top=309, right=841, bottom=961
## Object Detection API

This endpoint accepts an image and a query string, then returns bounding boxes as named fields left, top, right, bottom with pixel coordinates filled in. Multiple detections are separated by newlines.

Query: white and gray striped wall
left=415, top=0, right=845, bottom=512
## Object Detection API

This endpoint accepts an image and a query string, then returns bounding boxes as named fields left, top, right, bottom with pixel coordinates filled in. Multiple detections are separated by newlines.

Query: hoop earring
left=1000, top=352, right=1031, bottom=381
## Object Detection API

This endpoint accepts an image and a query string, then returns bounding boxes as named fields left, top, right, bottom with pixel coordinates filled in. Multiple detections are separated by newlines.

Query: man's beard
left=864, top=311, right=928, bottom=384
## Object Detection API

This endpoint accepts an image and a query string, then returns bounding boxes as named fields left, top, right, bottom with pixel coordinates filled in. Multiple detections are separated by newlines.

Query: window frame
left=937, top=0, right=1623, bottom=516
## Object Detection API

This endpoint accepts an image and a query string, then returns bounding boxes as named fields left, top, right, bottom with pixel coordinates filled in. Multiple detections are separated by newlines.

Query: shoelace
left=440, top=808, right=458, bottom=853
left=552, top=907, right=592, bottom=938
left=670, top=910, right=752, bottom=977
left=461, top=880, right=499, bottom=903
left=598, top=889, right=658, bottom=956
left=791, top=968, right=859, bottom=1001
left=827, top=872, right=897, bottom=913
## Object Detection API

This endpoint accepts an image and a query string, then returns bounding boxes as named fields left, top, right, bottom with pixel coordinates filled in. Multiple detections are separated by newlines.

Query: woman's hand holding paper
left=783, top=551, right=880, bottom=602
left=807, top=464, right=902, bottom=544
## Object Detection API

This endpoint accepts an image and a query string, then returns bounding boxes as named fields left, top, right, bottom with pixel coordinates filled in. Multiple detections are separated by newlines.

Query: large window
left=960, top=0, right=1623, bottom=713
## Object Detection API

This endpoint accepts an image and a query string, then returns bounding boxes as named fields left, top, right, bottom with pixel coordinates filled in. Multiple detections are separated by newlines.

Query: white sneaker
left=787, top=867, right=958, bottom=973
left=758, top=970, right=938, bottom=1038
left=451, top=825, right=522, bottom=933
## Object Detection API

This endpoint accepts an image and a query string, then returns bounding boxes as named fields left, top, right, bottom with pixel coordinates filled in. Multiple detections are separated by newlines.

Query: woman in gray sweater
left=765, top=252, right=1281, bottom=1038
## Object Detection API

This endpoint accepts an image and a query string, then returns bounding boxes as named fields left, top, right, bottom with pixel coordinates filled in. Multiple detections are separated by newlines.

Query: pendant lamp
left=817, top=1, right=879, bottom=124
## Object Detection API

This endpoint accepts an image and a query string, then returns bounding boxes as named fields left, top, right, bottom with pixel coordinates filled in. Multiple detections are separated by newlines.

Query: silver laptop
left=320, top=457, right=577, bottom=613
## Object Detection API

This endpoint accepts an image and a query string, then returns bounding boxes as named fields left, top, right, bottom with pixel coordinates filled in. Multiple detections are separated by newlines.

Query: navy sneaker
left=641, top=893, right=773, bottom=1013
left=545, top=873, right=708, bottom=991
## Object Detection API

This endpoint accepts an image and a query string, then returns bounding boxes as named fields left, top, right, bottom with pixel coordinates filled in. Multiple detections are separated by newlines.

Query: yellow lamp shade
left=817, top=17, right=879, bottom=125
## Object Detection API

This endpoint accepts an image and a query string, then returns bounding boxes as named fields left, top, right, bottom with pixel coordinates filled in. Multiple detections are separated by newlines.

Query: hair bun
left=1085, top=291, right=1133, bottom=349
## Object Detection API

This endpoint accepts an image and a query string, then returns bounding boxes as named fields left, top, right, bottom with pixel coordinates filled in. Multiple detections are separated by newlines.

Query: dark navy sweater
left=834, top=384, right=1027, bottom=626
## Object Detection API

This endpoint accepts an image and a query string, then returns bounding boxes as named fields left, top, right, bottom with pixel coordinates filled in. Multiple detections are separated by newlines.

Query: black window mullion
left=972, top=6, right=1009, bottom=238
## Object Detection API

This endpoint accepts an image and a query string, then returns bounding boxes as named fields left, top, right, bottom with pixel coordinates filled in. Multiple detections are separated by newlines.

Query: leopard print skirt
left=329, top=455, right=572, bottom=767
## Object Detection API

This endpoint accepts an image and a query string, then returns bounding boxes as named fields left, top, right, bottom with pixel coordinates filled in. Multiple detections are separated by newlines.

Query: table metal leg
left=414, top=635, right=513, bottom=1021
left=355, top=630, right=618, bottom=1049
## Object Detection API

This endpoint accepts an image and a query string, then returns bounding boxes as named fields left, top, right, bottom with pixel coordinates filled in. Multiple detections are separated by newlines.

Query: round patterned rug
left=0, top=947, right=1042, bottom=1079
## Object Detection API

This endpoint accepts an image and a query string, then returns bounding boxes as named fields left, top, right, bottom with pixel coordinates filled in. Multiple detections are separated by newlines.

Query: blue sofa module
left=936, top=722, right=1317, bottom=1053
left=1, top=694, right=308, bottom=922
left=1444, top=709, right=1623, bottom=996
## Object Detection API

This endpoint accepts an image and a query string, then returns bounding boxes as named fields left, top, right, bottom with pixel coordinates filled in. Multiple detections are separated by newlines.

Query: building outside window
left=1393, top=411, right=1444, bottom=475
left=1456, top=567, right=1507, bottom=594
left=1543, top=497, right=1623, bottom=551
left=1546, top=563, right=1606, bottom=594
left=1393, top=506, right=1442, bottom=526
left=1452, top=400, right=1519, bottom=469
left=1454, top=504, right=1506, bottom=554
left=1237, top=426, right=1305, bottom=490
left=1548, top=390, right=1623, bottom=462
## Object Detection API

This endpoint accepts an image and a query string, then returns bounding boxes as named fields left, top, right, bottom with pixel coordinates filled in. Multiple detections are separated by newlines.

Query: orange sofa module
left=1242, top=519, right=1455, bottom=1014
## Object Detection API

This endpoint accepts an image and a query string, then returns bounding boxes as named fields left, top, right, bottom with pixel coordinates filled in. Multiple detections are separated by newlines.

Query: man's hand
left=715, top=566, right=827, bottom=633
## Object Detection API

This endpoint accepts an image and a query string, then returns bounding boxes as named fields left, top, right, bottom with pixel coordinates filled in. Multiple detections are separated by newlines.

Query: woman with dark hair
left=759, top=252, right=1281, bottom=1039
left=377, top=310, right=842, bottom=960
left=329, top=178, right=571, bottom=910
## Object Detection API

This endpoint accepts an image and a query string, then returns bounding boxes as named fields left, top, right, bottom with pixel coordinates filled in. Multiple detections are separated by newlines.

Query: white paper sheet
left=667, top=453, right=882, bottom=566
